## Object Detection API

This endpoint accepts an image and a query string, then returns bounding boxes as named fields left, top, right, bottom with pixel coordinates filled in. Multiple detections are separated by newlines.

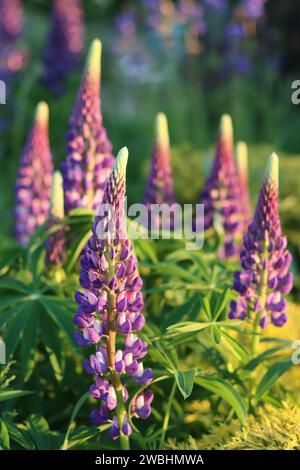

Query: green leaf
left=3, top=303, right=33, bottom=358
left=39, top=311, right=65, bottom=381
left=212, top=288, right=230, bottom=320
left=218, top=329, right=249, bottom=364
left=0, top=278, right=29, bottom=294
left=152, top=263, right=200, bottom=283
left=200, top=294, right=212, bottom=320
left=0, top=419, right=10, bottom=450
left=0, top=389, right=33, bottom=402
left=244, top=346, right=289, bottom=372
left=25, top=415, right=52, bottom=450
left=65, top=229, right=92, bottom=273
left=62, top=392, right=90, bottom=450
left=1, top=418, right=35, bottom=449
left=21, top=304, right=39, bottom=381
left=255, top=359, right=292, bottom=400
left=195, top=376, right=247, bottom=425
left=175, top=370, right=195, bottom=399
left=39, top=296, right=76, bottom=350
left=210, top=325, right=221, bottom=345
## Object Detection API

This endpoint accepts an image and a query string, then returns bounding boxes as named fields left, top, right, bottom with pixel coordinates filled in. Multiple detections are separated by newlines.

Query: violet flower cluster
left=14, top=102, right=53, bottom=246
left=46, top=171, right=65, bottom=267
left=61, top=39, right=114, bottom=214
left=42, top=0, right=84, bottom=95
left=201, top=114, right=245, bottom=258
left=229, top=153, right=293, bottom=328
left=74, top=148, right=153, bottom=441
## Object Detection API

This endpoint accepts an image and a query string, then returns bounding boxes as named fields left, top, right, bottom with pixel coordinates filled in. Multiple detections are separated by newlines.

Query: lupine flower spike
left=143, top=112, right=177, bottom=230
left=14, top=102, right=53, bottom=246
left=229, top=153, right=293, bottom=342
left=201, top=114, right=244, bottom=258
left=74, top=148, right=153, bottom=448
left=61, top=39, right=114, bottom=214
left=46, top=171, right=65, bottom=267
left=42, top=0, right=84, bottom=95
left=236, top=141, right=251, bottom=226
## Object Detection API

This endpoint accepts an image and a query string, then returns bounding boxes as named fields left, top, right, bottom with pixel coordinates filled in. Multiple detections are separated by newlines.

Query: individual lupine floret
left=74, top=148, right=153, bottom=447
left=42, top=0, right=84, bottom=95
left=229, top=153, right=293, bottom=329
left=61, top=39, right=114, bottom=214
left=14, top=102, right=53, bottom=246
left=200, top=114, right=244, bottom=258
left=46, top=171, right=65, bottom=267
left=0, top=0, right=23, bottom=44
left=236, top=141, right=250, bottom=226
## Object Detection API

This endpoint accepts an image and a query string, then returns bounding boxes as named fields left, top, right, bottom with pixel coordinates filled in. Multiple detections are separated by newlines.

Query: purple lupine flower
left=200, top=114, right=245, bottom=258
left=61, top=39, right=114, bottom=214
left=0, top=0, right=23, bottom=44
left=74, top=148, right=153, bottom=441
left=46, top=171, right=65, bottom=267
left=229, top=153, right=293, bottom=328
left=143, top=113, right=177, bottom=230
left=42, top=0, right=84, bottom=95
left=14, top=102, right=53, bottom=246
left=236, top=141, right=251, bottom=227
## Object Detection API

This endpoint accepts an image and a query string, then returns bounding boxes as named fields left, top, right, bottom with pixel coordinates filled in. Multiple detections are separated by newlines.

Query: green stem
left=159, top=379, right=177, bottom=450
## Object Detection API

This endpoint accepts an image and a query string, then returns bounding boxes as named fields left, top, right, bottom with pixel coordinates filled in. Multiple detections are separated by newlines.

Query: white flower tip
left=36, top=101, right=49, bottom=126
left=156, top=112, right=169, bottom=149
left=264, top=152, right=279, bottom=187
left=51, top=171, right=64, bottom=220
left=114, top=147, right=128, bottom=181
left=86, top=38, right=102, bottom=78
left=220, top=114, right=233, bottom=141
left=236, top=141, right=248, bottom=176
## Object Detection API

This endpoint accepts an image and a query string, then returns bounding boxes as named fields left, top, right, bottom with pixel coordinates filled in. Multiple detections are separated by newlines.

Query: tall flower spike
left=61, top=39, right=114, bottom=214
left=229, top=153, right=293, bottom=329
left=46, top=171, right=65, bottom=267
left=236, top=141, right=251, bottom=226
left=74, top=148, right=153, bottom=446
left=14, top=102, right=53, bottom=246
left=143, top=113, right=177, bottom=230
left=42, top=0, right=84, bottom=95
left=144, top=112, right=175, bottom=206
left=201, top=114, right=245, bottom=258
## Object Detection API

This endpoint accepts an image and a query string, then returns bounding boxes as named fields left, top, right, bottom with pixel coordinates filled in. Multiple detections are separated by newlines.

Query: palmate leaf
left=0, top=276, right=77, bottom=380
left=195, top=376, right=247, bottom=425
